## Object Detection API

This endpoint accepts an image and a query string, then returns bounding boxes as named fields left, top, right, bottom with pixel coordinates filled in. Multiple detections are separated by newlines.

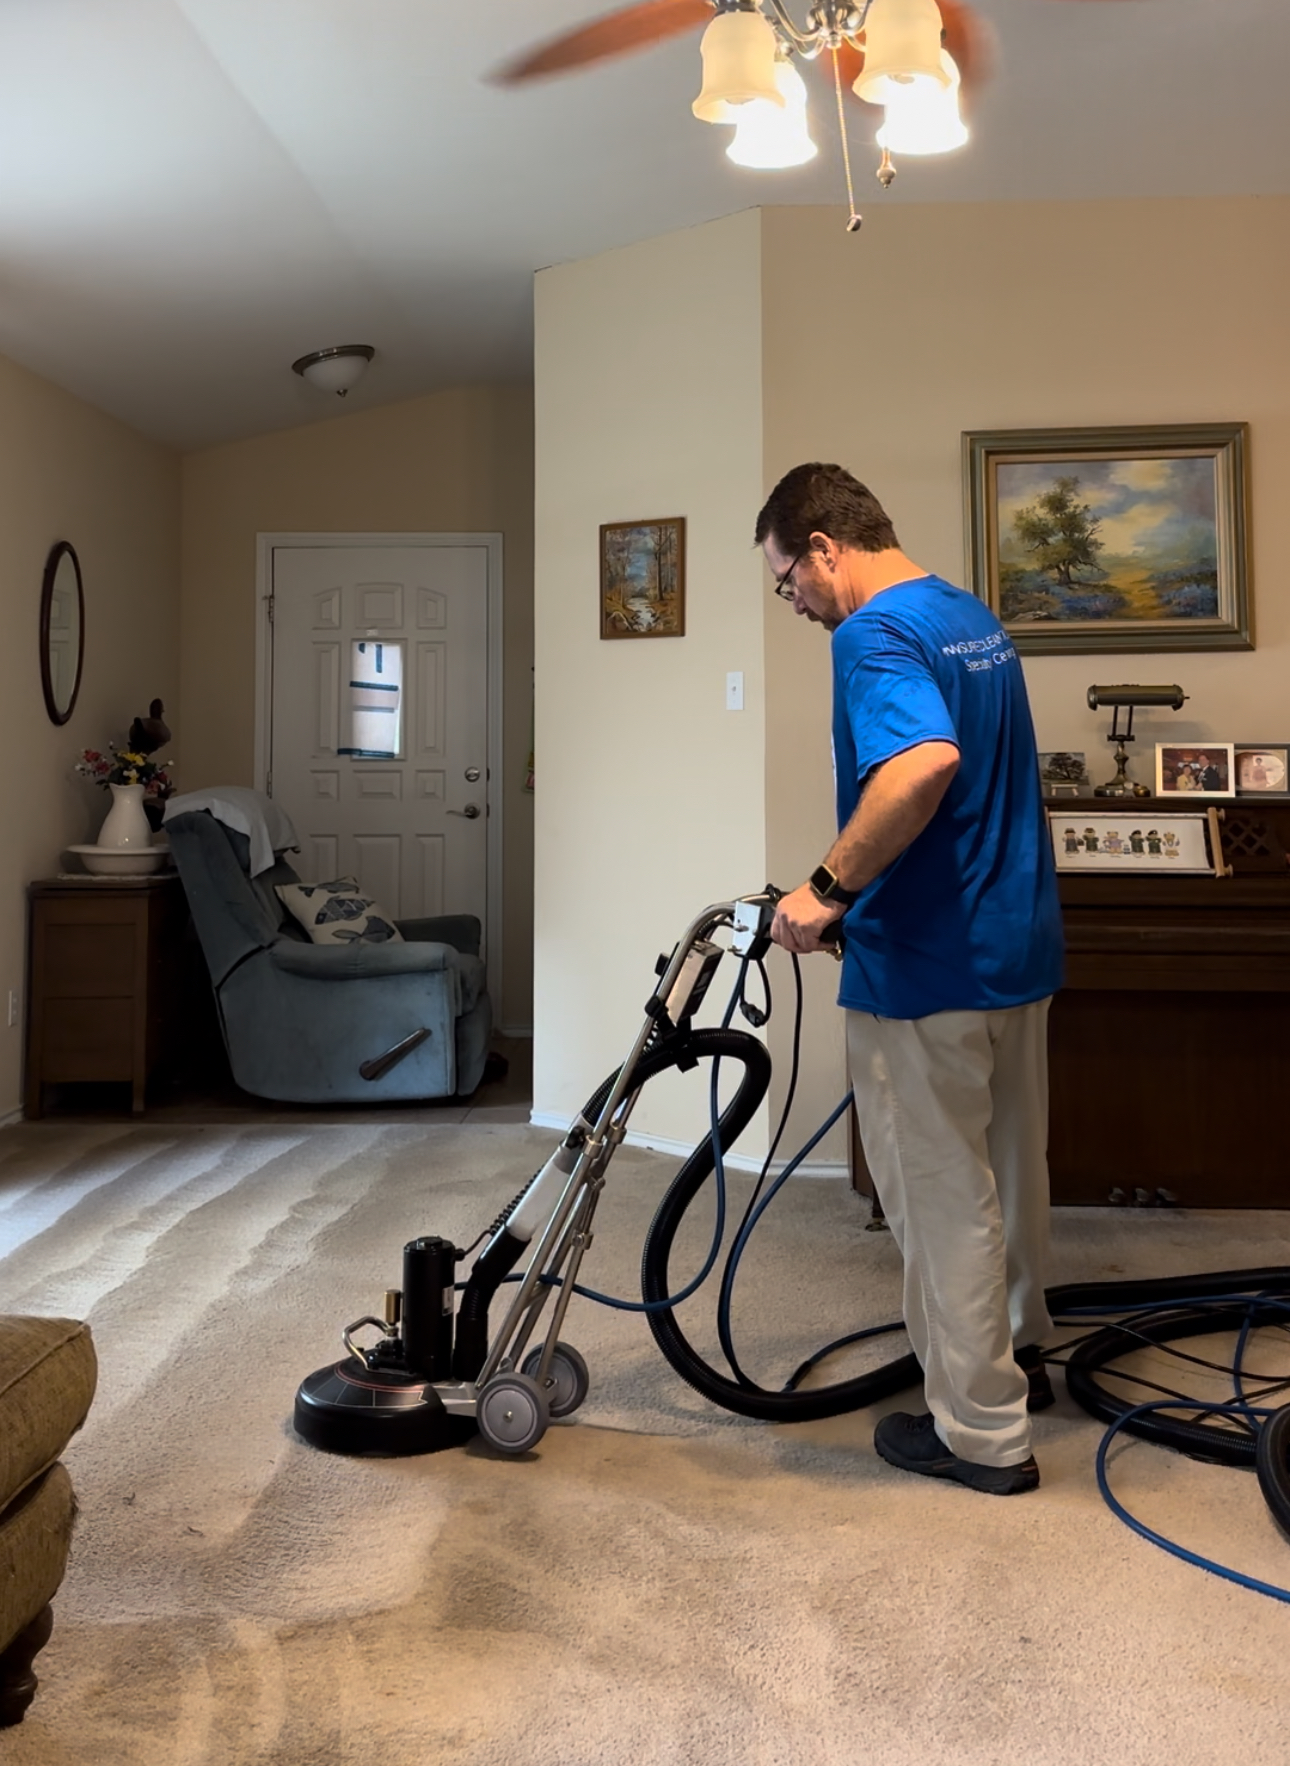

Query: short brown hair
left=755, top=463, right=899, bottom=555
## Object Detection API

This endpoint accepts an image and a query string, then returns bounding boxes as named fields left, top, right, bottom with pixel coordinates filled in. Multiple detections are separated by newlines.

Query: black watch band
left=808, top=863, right=858, bottom=908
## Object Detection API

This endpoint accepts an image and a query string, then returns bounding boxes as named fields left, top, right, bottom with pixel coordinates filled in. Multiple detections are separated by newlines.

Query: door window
left=340, top=639, right=403, bottom=759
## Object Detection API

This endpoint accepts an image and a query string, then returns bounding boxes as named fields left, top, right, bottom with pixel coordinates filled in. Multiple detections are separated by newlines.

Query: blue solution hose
left=1096, top=1400, right=1290, bottom=1607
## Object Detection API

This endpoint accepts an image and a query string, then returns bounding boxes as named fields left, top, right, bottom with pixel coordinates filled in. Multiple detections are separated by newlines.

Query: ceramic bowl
left=67, top=844, right=167, bottom=877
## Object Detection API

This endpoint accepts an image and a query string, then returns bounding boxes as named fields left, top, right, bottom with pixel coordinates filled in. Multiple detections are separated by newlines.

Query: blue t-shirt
left=831, top=575, right=1064, bottom=1019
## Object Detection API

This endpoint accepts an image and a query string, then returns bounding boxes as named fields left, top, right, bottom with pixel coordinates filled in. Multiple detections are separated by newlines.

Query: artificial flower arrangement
left=76, top=744, right=176, bottom=802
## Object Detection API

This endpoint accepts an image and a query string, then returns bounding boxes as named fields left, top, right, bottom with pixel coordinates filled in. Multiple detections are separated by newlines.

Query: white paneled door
left=266, top=541, right=494, bottom=943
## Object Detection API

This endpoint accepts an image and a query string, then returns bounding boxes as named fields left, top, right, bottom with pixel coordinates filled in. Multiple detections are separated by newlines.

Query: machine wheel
left=477, top=1373, right=549, bottom=1455
left=521, top=1342, right=590, bottom=1419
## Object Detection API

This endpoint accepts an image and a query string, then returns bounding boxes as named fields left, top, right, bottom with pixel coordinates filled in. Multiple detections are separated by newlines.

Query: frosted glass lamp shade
left=693, top=10, right=783, bottom=124
left=292, top=345, right=375, bottom=397
left=853, top=0, right=949, bottom=106
left=876, top=51, right=967, bottom=154
left=726, top=60, right=817, bottom=168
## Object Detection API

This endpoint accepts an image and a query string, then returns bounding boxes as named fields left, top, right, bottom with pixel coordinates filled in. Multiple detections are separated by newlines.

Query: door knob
left=448, top=803, right=481, bottom=819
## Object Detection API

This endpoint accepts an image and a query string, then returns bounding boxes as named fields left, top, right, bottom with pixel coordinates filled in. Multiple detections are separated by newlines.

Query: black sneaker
left=1016, top=1344, right=1055, bottom=1413
left=874, top=1411, right=1040, bottom=1495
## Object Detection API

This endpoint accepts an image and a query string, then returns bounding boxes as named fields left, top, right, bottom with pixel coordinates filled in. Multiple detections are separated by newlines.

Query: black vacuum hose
left=1061, top=1302, right=1286, bottom=1467
left=641, top=1105, right=922, bottom=1421
left=578, top=1031, right=1290, bottom=1447
left=1256, top=1403, right=1290, bottom=1535
left=641, top=1083, right=1290, bottom=1431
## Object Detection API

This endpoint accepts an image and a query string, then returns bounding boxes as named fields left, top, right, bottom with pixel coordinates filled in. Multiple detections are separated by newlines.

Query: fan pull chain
left=830, top=47, right=863, bottom=233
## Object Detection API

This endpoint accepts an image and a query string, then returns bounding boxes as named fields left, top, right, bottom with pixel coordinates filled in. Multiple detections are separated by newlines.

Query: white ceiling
left=0, top=0, right=1284, bottom=451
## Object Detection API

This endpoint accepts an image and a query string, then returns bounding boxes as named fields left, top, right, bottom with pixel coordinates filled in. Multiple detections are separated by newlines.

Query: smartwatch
left=808, top=863, right=858, bottom=908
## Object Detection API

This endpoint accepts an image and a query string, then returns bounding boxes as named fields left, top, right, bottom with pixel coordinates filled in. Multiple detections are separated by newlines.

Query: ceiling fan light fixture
left=725, top=58, right=817, bottom=168
left=291, top=344, right=376, bottom=397
left=876, top=50, right=968, bottom=155
left=692, top=8, right=784, bottom=124
left=853, top=0, right=950, bottom=106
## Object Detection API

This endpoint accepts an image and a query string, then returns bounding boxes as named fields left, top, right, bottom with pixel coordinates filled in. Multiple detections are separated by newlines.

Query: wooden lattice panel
left=1219, top=811, right=1288, bottom=873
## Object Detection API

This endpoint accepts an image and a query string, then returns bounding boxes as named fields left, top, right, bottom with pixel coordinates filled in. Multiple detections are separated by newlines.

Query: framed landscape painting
left=963, top=424, right=1251, bottom=654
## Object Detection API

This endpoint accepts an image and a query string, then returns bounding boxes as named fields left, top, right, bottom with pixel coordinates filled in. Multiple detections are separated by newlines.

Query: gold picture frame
left=600, top=517, right=686, bottom=640
left=963, top=423, right=1251, bottom=655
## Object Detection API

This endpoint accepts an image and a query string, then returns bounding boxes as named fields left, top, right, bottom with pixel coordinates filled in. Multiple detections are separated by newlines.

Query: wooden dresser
left=25, top=873, right=189, bottom=1117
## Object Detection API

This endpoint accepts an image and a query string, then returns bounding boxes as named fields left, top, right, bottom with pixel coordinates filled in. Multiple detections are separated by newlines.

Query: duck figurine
left=127, top=698, right=171, bottom=756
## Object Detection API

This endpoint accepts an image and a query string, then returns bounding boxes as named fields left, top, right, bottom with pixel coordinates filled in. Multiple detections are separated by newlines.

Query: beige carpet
left=1, top=1119, right=1288, bottom=1764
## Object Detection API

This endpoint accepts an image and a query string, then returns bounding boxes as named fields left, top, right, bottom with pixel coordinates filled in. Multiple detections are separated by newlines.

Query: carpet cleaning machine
left=293, top=888, right=1290, bottom=1581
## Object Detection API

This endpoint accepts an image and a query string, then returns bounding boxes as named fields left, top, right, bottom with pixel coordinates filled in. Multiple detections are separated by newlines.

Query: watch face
left=810, top=865, right=840, bottom=899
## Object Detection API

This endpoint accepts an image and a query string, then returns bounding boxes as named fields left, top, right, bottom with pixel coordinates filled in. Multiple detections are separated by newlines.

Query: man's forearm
left=824, top=741, right=960, bottom=892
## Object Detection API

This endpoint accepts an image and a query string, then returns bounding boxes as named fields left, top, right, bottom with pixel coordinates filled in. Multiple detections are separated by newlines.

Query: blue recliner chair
left=166, top=809, right=492, bottom=1103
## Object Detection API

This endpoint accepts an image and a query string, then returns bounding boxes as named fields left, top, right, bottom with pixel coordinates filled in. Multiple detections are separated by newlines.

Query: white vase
left=97, top=782, right=152, bottom=848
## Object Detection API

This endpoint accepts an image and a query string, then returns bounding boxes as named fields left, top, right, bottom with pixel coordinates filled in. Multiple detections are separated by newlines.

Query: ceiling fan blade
left=937, top=0, right=991, bottom=98
left=491, top=0, right=713, bottom=84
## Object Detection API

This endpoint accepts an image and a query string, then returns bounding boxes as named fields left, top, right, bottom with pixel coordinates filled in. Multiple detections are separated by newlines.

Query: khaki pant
left=846, top=999, right=1054, bottom=1468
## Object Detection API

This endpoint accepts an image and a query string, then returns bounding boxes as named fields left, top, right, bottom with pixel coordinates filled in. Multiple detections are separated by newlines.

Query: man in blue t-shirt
left=756, top=462, right=1064, bottom=1497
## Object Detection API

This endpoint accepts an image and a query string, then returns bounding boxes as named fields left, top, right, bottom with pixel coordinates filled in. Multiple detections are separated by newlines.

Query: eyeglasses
left=772, top=548, right=808, bottom=601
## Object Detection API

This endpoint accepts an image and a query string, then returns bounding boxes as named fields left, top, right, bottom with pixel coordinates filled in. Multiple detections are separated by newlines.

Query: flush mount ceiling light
left=496, top=0, right=1144, bottom=224
left=291, top=344, right=375, bottom=397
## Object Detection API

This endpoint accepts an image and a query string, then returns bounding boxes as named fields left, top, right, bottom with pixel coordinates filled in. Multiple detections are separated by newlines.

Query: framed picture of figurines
left=1048, top=810, right=1229, bottom=876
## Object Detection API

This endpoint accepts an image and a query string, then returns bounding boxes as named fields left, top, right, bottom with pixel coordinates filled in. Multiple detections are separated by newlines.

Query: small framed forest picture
left=600, top=517, right=686, bottom=640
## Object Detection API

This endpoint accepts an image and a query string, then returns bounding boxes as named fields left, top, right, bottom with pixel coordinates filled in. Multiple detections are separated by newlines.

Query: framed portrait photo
left=599, top=517, right=686, bottom=640
left=963, top=423, right=1251, bottom=655
left=1154, top=742, right=1236, bottom=798
left=1234, top=745, right=1290, bottom=795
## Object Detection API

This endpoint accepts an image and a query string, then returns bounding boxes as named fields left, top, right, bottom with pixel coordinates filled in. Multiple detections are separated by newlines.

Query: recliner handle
left=359, top=1027, right=431, bottom=1083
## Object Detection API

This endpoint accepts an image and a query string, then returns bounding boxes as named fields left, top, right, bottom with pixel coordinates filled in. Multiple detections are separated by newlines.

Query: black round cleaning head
left=294, top=1357, right=477, bottom=1457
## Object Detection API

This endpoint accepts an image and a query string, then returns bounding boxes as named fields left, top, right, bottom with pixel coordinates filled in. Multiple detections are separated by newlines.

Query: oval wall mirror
left=40, top=540, right=84, bottom=726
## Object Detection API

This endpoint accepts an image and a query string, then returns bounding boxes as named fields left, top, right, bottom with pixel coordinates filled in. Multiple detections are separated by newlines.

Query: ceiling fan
left=494, top=1, right=1149, bottom=209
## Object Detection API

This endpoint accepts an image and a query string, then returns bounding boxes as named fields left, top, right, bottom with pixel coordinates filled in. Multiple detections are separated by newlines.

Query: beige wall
left=533, top=211, right=771, bottom=1152
left=761, top=195, right=1290, bottom=1156
left=179, top=383, right=535, bottom=1032
left=0, top=356, right=179, bottom=1117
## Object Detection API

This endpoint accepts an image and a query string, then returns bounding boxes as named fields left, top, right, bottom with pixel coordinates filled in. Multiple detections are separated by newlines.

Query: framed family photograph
left=963, top=423, right=1251, bottom=655
left=1234, top=745, right=1290, bottom=795
left=1048, top=809, right=1231, bottom=876
left=1154, top=743, right=1236, bottom=798
left=600, top=517, right=686, bottom=640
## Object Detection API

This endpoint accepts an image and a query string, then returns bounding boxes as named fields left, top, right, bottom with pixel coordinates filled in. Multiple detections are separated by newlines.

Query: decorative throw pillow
left=275, top=877, right=404, bottom=946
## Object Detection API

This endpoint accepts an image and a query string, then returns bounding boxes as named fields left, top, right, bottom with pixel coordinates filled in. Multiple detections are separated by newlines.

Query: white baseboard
left=0, top=1106, right=23, bottom=1130
left=528, top=1110, right=845, bottom=1179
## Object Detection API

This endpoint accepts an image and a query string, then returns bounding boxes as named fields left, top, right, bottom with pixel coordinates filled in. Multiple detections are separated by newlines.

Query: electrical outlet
left=726, top=670, right=744, bottom=712
left=6, top=989, right=18, bottom=1029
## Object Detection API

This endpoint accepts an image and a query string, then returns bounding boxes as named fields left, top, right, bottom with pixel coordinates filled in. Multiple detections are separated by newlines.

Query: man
left=756, top=463, right=1064, bottom=1497
left=1195, top=753, right=1223, bottom=793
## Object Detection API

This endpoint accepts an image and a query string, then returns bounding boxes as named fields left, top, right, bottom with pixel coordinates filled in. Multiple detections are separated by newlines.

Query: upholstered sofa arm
left=269, top=939, right=456, bottom=980
left=0, top=1320, right=97, bottom=1510
left=395, top=914, right=481, bottom=956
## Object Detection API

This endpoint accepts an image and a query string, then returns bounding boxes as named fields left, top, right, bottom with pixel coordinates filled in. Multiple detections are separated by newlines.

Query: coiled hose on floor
left=1257, top=1404, right=1290, bottom=1535
left=590, top=1029, right=1290, bottom=1445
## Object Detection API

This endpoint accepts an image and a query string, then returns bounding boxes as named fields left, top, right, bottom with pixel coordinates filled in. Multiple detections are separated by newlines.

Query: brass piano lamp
left=1087, top=684, right=1188, bottom=798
